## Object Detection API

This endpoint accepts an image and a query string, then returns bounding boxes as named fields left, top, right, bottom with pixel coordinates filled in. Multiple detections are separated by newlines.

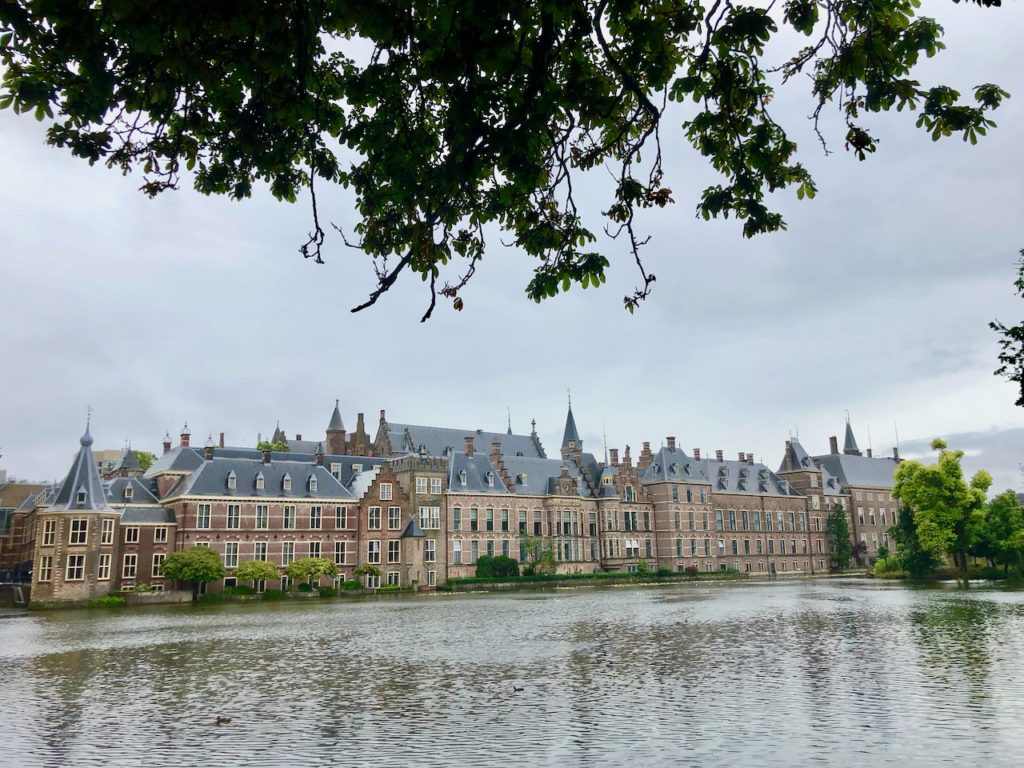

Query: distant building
left=4, top=402, right=904, bottom=605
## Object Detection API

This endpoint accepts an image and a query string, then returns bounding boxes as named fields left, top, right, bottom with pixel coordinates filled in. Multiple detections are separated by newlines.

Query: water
left=2, top=579, right=1023, bottom=767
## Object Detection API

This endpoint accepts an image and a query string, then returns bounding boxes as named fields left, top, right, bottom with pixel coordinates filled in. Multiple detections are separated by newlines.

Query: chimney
left=609, top=448, right=619, bottom=466
left=667, top=436, right=676, bottom=452
left=829, top=436, right=839, bottom=454
left=866, top=448, right=873, bottom=458
left=380, top=409, right=386, bottom=423
left=490, top=440, right=502, bottom=463
left=180, top=423, right=190, bottom=448
left=623, top=445, right=632, bottom=468
left=464, top=436, right=474, bottom=457
left=162, top=432, right=172, bottom=455
left=204, top=436, right=215, bottom=461
left=893, top=446, right=900, bottom=460
left=315, top=443, right=324, bottom=466
left=747, top=452, right=754, bottom=465
left=296, top=433, right=302, bottom=442
left=219, top=432, right=225, bottom=448
left=639, top=441, right=653, bottom=470
left=738, top=451, right=745, bottom=462
left=715, top=449, right=723, bottom=461
left=262, top=448, right=272, bottom=464
left=784, top=441, right=793, bottom=471
left=693, top=448, right=701, bottom=460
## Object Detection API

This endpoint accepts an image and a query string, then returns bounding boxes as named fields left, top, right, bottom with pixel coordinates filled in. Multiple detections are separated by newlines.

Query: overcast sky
left=1, top=5, right=1021, bottom=492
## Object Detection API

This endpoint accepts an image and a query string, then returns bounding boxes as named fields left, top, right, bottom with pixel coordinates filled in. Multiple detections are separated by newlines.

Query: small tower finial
left=602, top=421, right=608, bottom=465
left=567, top=388, right=572, bottom=409
left=507, top=406, right=512, bottom=435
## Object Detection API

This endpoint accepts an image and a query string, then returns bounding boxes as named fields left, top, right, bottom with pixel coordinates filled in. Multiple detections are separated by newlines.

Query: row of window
left=670, top=537, right=810, bottom=558
left=218, top=539, right=438, bottom=567
left=38, top=552, right=165, bottom=582
left=856, top=509, right=889, bottom=528
left=414, top=477, right=444, bottom=495
left=194, top=504, right=351, bottom=530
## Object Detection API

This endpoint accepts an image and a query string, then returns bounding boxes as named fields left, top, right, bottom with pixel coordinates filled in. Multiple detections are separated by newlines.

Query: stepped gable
left=49, top=421, right=112, bottom=512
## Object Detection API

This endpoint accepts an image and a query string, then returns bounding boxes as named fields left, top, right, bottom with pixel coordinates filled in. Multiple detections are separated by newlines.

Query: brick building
left=7, top=401, right=904, bottom=606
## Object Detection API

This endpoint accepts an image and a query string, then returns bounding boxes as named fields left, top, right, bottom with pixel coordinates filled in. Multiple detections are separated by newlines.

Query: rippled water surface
left=3, top=579, right=1024, bottom=767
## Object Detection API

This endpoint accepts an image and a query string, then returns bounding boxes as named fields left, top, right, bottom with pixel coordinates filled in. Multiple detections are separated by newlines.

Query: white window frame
left=367, top=540, right=381, bottom=564
left=388, top=506, right=402, bottom=530
left=122, top=553, right=138, bottom=579
left=224, top=543, right=239, bottom=569
left=416, top=477, right=427, bottom=494
left=256, top=505, right=269, bottom=530
left=310, top=506, right=322, bottom=530
left=65, top=555, right=85, bottom=581
left=42, top=519, right=56, bottom=546
left=69, top=519, right=88, bottom=545
left=430, top=477, right=442, bottom=494
left=101, top=518, right=114, bottom=545
left=283, top=505, right=296, bottom=529
left=38, top=555, right=53, bottom=582
left=388, top=540, right=401, bottom=564
left=197, top=503, right=211, bottom=529
left=368, top=506, right=382, bottom=530
left=124, top=526, right=140, bottom=544
left=154, top=526, right=168, bottom=544
left=380, top=482, right=393, bottom=501
left=152, top=553, right=166, bottom=578
left=425, top=539, right=436, bottom=563
left=226, top=504, right=241, bottom=529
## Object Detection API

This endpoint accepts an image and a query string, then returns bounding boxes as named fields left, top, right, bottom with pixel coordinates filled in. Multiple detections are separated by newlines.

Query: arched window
left=624, top=485, right=635, bottom=502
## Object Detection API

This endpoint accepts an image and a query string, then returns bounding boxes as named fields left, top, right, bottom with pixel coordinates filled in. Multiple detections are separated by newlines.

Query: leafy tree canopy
left=990, top=251, right=1024, bottom=407
left=890, top=506, right=940, bottom=577
left=476, top=554, right=520, bottom=579
left=0, top=1, right=1008, bottom=318
left=161, top=546, right=226, bottom=593
left=892, top=438, right=992, bottom=579
left=825, top=502, right=852, bottom=569
left=132, top=450, right=156, bottom=472
left=235, top=559, right=281, bottom=582
left=256, top=440, right=290, bottom=453
left=285, top=556, right=338, bottom=583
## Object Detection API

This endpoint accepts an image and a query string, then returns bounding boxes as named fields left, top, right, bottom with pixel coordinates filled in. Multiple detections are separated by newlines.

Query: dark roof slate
left=50, top=425, right=113, bottom=511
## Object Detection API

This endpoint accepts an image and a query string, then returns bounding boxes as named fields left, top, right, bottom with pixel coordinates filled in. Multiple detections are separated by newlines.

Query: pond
left=2, top=579, right=1023, bottom=767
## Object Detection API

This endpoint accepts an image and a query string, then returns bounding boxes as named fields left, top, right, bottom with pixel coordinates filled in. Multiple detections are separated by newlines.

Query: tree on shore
left=285, top=557, right=338, bottom=587
left=989, top=251, right=1024, bottom=408
left=889, top=507, right=939, bottom=577
left=476, top=555, right=520, bottom=579
left=519, top=534, right=556, bottom=576
left=235, top=559, right=280, bottom=584
left=0, top=2, right=1008, bottom=318
left=161, top=546, right=225, bottom=600
left=893, top=439, right=992, bottom=583
left=825, top=503, right=852, bottom=570
left=973, top=490, right=1024, bottom=575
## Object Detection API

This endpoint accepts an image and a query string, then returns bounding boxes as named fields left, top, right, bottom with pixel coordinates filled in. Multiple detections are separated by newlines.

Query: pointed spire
left=507, top=407, right=512, bottom=435
left=328, top=399, right=344, bottom=431
left=561, top=399, right=581, bottom=454
left=51, top=418, right=112, bottom=511
left=843, top=413, right=861, bottom=456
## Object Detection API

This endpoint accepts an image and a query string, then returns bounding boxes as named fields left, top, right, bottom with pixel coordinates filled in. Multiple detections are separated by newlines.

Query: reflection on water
left=2, top=580, right=1023, bottom=767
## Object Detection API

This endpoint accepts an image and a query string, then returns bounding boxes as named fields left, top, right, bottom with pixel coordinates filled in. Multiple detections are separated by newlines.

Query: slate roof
left=447, top=452, right=510, bottom=494
left=120, top=507, right=176, bottom=524
left=814, top=453, right=899, bottom=489
left=348, top=466, right=381, bottom=499
left=50, top=424, right=113, bottom=511
left=385, top=422, right=545, bottom=459
left=641, top=447, right=711, bottom=484
left=501, top=456, right=593, bottom=497
left=777, top=438, right=815, bottom=474
left=328, top=400, right=345, bottom=431
left=166, top=458, right=355, bottom=500
left=144, top=446, right=204, bottom=478
left=212, top=449, right=382, bottom=486
left=401, top=519, right=425, bottom=538
left=111, top=447, right=142, bottom=473
left=105, top=477, right=160, bottom=505
left=843, top=421, right=861, bottom=455
left=561, top=406, right=581, bottom=451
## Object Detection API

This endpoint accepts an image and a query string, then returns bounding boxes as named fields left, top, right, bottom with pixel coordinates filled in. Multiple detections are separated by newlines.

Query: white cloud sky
left=1, top=4, right=1021, bottom=492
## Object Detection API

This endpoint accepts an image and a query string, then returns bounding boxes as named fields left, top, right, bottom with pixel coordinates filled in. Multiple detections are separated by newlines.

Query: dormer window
left=227, top=471, right=237, bottom=490
left=486, top=472, right=494, bottom=488
left=124, top=485, right=133, bottom=502
left=76, top=489, right=86, bottom=505
left=517, top=473, right=527, bottom=485
left=308, top=475, right=318, bottom=493
left=255, top=472, right=265, bottom=491
left=282, top=473, right=292, bottom=492
left=458, top=470, right=468, bottom=487
left=670, top=463, right=679, bottom=476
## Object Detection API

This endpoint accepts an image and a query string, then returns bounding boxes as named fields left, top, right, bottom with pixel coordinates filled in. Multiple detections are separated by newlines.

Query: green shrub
left=197, top=592, right=225, bottom=604
left=297, top=582, right=314, bottom=593
left=133, top=583, right=152, bottom=593
left=969, top=564, right=1007, bottom=581
left=685, top=566, right=699, bottom=577
left=221, top=585, right=256, bottom=597
left=340, top=580, right=363, bottom=591
left=377, top=584, right=403, bottom=592
left=476, top=554, right=520, bottom=579
left=261, top=589, right=287, bottom=601
left=874, top=558, right=902, bottom=576
left=656, top=567, right=673, bottom=577
left=318, top=586, right=338, bottom=598
left=88, top=594, right=126, bottom=608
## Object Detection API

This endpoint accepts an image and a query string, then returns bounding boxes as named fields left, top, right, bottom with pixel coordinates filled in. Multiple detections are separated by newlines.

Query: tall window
left=310, top=506, right=322, bottom=530
left=255, top=542, right=268, bottom=561
left=65, top=554, right=85, bottom=581
left=97, top=554, right=111, bottom=580
left=334, top=541, right=347, bottom=565
left=282, top=474, right=292, bottom=492
left=453, top=507, right=462, bottom=531
left=152, top=553, right=166, bottom=578
left=388, top=507, right=402, bottom=530
left=470, top=540, right=479, bottom=564
left=330, top=463, right=342, bottom=481
left=282, top=542, right=295, bottom=566
left=367, top=540, right=381, bottom=564
left=686, top=488, right=693, bottom=503
left=425, top=540, right=436, bottom=563
left=101, top=518, right=114, bottom=545
left=69, top=519, right=88, bottom=545
left=123, top=554, right=138, bottom=578
left=714, top=510, right=724, bottom=532
left=284, top=506, right=296, bottom=529
left=335, top=506, right=349, bottom=529
left=226, top=505, right=240, bottom=529
left=470, top=508, right=479, bottom=531
left=501, top=508, right=509, bottom=532
left=197, top=504, right=211, bottom=529
left=124, top=526, right=140, bottom=543
left=420, top=506, right=440, bottom=530
left=154, top=526, right=168, bottom=544
left=38, top=556, right=53, bottom=581
left=309, top=541, right=321, bottom=559
left=224, top=543, right=239, bottom=568
left=486, top=508, right=494, bottom=532
left=388, top=540, right=400, bottom=563
left=453, top=540, right=463, bottom=565
left=430, top=477, right=442, bottom=494
left=672, top=485, right=679, bottom=502
left=256, top=505, right=269, bottom=529
left=690, top=538, right=697, bottom=556
left=368, top=507, right=382, bottom=530
left=42, top=520, right=56, bottom=546
left=380, top=483, right=393, bottom=501
left=416, top=477, right=428, bottom=493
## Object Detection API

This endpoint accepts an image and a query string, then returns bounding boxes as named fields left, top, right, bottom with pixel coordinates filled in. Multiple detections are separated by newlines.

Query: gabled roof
left=777, top=438, right=815, bottom=474
left=447, top=452, right=509, bottom=494
left=111, top=447, right=142, bottom=473
left=144, top=446, right=204, bottom=478
left=814, top=453, right=898, bottom=489
left=167, top=458, right=355, bottom=500
left=385, top=422, right=545, bottom=459
left=348, top=466, right=382, bottom=500
left=401, top=519, right=425, bottom=538
left=49, top=423, right=113, bottom=512
left=640, top=447, right=710, bottom=485
left=105, top=477, right=160, bottom=505
left=501, top=455, right=594, bottom=497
